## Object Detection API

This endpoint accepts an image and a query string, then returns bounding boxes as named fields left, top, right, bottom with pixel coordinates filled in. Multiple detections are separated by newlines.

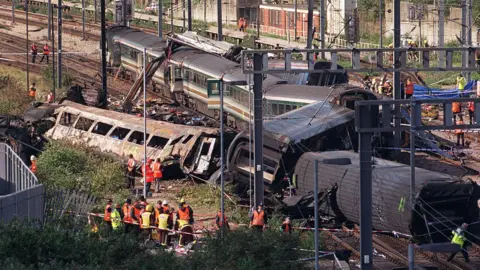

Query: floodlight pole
left=220, top=80, right=225, bottom=229
left=143, top=47, right=147, bottom=199
left=158, top=0, right=163, bottom=38
left=314, top=160, right=319, bottom=270
left=253, top=53, right=263, bottom=207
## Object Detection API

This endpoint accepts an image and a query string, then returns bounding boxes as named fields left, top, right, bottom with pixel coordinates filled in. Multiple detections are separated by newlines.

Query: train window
left=110, top=127, right=130, bottom=140
left=127, top=131, right=149, bottom=145
left=185, top=70, right=190, bottom=82
left=182, top=134, right=194, bottom=144
left=74, top=117, right=94, bottom=131
left=59, top=112, right=78, bottom=127
left=285, top=104, right=292, bottom=112
left=272, top=103, right=278, bottom=115
left=278, top=104, right=286, bottom=115
left=200, top=143, right=211, bottom=155
left=91, top=122, right=113, bottom=136
left=148, top=135, right=169, bottom=149
left=263, top=157, right=277, bottom=174
left=266, top=102, right=273, bottom=116
left=170, top=136, right=183, bottom=145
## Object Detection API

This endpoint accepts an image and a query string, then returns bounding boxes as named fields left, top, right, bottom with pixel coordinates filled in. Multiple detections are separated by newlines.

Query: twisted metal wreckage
left=1, top=29, right=478, bottom=241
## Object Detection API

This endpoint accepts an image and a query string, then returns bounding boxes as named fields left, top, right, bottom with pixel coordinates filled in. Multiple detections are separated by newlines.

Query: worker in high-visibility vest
left=447, top=223, right=469, bottom=262
left=152, top=158, right=163, bottom=193
left=122, top=198, right=134, bottom=233
left=405, top=78, right=414, bottom=99
left=29, top=83, right=37, bottom=99
left=140, top=204, right=154, bottom=241
left=468, top=101, right=475, bottom=125
left=250, top=204, right=267, bottom=232
left=30, top=155, right=37, bottom=174
left=452, top=102, right=463, bottom=123
left=158, top=208, right=173, bottom=246
left=104, top=199, right=113, bottom=231
left=457, top=74, right=467, bottom=96
left=111, top=203, right=122, bottom=231
left=455, top=120, right=465, bottom=147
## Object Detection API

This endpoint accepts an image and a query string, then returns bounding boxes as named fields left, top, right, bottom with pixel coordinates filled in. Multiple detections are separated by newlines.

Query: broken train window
left=110, top=126, right=130, bottom=140
left=147, top=135, right=169, bottom=149
left=91, top=122, right=113, bottom=136
left=59, top=112, right=78, bottom=127
left=74, top=117, right=95, bottom=131
left=182, top=134, right=194, bottom=144
left=127, top=131, right=150, bottom=145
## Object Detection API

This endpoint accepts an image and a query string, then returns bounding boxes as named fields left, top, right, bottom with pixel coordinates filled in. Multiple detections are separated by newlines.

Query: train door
left=192, top=137, right=216, bottom=175
left=163, top=65, right=183, bottom=93
left=112, top=42, right=121, bottom=66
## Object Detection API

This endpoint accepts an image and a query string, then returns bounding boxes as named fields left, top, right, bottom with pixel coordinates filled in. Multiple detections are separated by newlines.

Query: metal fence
left=0, top=143, right=44, bottom=224
left=0, top=143, right=38, bottom=195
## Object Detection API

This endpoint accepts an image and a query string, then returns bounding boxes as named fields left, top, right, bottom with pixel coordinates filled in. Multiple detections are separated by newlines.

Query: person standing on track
left=31, top=42, right=38, bottom=63
left=152, top=158, right=163, bottom=193
left=39, top=43, right=50, bottom=64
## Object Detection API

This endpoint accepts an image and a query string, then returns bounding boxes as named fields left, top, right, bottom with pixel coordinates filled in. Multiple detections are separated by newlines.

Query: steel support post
left=408, top=244, right=415, bottom=269
left=253, top=53, right=263, bottom=207
left=143, top=48, right=147, bottom=199
left=52, top=7, right=55, bottom=101
left=462, top=0, right=467, bottom=76
left=410, top=99, right=416, bottom=207
left=256, top=2, right=260, bottom=39
left=467, top=0, right=472, bottom=81
left=314, top=160, right=319, bottom=270
left=82, top=0, right=85, bottom=39
left=359, top=105, right=373, bottom=270
left=25, top=0, right=29, bottom=94
left=170, top=0, right=173, bottom=32
left=294, top=0, right=297, bottom=41
left=217, top=0, right=222, bottom=40
left=379, top=0, right=383, bottom=48
left=306, top=0, right=313, bottom=49
left=182, top=0, right=185, bottom=29
left=187, top=0, right=192, bottom=31
left=94, top=0, right=97, bottom=23
left=122, top=0, right=126, bottom=26
left=99, top=0, right=108, bottom=108
left=393, top=0, right=401, bottom=147
left=12, top=0, right=15, bottom=23
left=220, top=80, right=225, bottom=230
left=438, top=0, right=445, bottom=66
left=320, top=0, right=325, bottom=59
left=57, top=0, right=62, bottom=89
left=48, top=0, right=51, bottom=40
left=158, top=0, right=163, bottom=38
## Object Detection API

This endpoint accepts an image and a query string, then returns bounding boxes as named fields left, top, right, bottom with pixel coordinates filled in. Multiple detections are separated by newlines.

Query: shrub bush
left=37, top=141, right=126, bottom=198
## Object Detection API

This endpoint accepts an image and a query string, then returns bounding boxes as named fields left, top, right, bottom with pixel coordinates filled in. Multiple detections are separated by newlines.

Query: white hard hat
left=30, top=155, right=36, bottom=161
left=162, top=200, right=168, bottom=205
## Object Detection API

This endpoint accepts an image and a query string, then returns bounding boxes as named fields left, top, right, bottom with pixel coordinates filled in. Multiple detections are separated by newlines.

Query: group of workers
left=126, top=154, right=163, bottom=194
left=238, top=17, right=247, bottom=32
left=102, top=196, right=195, bottom=247
left=28, top=82, right=54, bottom=102
left=30, top=42, right=50, bottom=64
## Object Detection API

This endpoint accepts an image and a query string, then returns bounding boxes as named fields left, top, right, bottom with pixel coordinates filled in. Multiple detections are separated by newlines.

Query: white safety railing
left=0, top=143, right=39, bottom=195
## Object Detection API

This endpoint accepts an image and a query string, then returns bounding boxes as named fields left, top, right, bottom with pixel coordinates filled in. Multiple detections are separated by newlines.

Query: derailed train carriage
left=45, top=101, right=227, bottom=179
left=293, top=151, right=480, bottom=243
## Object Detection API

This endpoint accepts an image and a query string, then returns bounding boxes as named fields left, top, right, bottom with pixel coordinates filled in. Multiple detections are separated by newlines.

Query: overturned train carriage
left=293, top=151, right=480, bottom=243
left=45, top=101, right=222, bottom=178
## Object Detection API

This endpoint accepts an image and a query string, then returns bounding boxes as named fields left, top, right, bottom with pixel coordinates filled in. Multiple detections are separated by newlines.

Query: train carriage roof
left=110, top=26, right=167, bottom=53
left=170, top=49, right=283, bottom=86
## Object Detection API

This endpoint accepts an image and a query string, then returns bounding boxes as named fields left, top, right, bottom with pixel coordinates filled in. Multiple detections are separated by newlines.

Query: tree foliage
left=0, top=76, right=31, bottom=116
left=36, top=141, right=126, bottom=198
